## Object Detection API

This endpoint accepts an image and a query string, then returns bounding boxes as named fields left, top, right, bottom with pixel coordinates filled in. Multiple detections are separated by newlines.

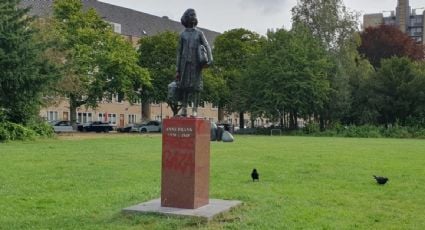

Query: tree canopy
left=291, top=0, right=359, bottom=52
left=51, top=0, right=150, bottom=124
left=368, top=57, right=425, bottom=125
left=138, top=31, right=180, bottom=115
left=213, top=28, right=265, bottom=125
left=358, top=25, right=425, bottom=69
left=0, top=0, right=56, bottom=124
left=246, top=27, right=332, bottom=129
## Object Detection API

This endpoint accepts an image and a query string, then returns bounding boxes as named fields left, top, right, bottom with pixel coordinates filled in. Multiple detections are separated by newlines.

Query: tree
left=246, top=27, right=331, bottom=129
left=368, top=57, right=425, bottom=125
left=138, top=31, right=180, bottom=116
left=358, top=25, right=424, bottom=69
left=292, top=0, right=362, bottom=129
left=213, top=28, right=265, bottom=127
left=0, top=0, right=56, bottom=124
left=52, top=0, right=150, bottom=125
left=292, top=0, right=359, bottom=52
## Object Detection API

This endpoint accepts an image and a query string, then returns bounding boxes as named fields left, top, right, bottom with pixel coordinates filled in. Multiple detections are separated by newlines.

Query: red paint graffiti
left=164, top=149, right=195, bottom=174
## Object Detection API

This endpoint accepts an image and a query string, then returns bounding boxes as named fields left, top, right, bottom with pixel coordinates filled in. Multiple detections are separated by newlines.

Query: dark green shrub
left=28, top=120, right=54, bottom=137
left=303, top=122, right=320, bottom=134
left=341, top=125, right=381, bottom=138
left=0, top=121, right=36, bottom=142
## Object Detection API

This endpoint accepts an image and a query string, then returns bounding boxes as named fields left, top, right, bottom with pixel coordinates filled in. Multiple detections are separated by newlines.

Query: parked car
left=117, top=123, right=144, bottom=132
left=137, top=120, right=162, bottom=133
left=77, top=121, right=114, bottom=132
left=50, top=120, right=74, bottom=133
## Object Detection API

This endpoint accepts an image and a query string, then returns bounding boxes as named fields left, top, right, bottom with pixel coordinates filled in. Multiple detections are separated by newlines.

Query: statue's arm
left=200, top=31, right=213, bottom=65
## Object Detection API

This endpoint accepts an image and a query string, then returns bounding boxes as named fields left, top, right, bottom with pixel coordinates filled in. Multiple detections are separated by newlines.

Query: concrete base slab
left=122, top=198, right=242, bottom=221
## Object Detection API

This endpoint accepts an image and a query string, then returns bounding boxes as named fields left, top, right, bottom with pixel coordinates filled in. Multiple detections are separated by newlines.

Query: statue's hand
left=203, top=61, right=212, bottom=68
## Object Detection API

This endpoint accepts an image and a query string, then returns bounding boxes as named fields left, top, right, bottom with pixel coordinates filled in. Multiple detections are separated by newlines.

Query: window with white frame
left=77, top=112, right=92, bottom=123
left=106, top=21, right=122, bottom=34
left=47, top=111, right=58, bottom=121
left=128, top=114, right=137, bottom=124
left=108, top=114, right=117, bottom=124
left=98, top=113, right=116, bottom=124
left=212, top=102, right=218, bottom=110
left=98, top=113, right=105, bottom=121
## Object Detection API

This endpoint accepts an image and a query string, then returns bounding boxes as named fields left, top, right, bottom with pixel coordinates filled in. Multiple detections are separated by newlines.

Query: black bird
left=251, top=169, right=259, bottom=182
left=373, top=175, right=389, bottom=185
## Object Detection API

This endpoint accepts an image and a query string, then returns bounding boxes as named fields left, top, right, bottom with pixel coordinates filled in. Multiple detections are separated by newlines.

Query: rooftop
left=20, top=0, right=220, bottom=44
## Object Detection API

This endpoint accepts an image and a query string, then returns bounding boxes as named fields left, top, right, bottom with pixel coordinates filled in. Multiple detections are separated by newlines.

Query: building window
left=107, top=21, right=122, bottom=34
left=77, top=112, right=92, bottom=123
left=211, top=102, right=218, bottom=110
left=47, top=111, right=58, bottom=121
left=108, top=114, right=117, bottom=124
left=128, top=114, right=137, bottom=124
left=98, top=113, right=116, bottom=124
left=151, top=101, right=160, bottom=107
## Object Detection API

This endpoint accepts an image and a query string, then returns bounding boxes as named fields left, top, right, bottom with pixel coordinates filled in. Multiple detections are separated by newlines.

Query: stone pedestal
left=161, top=117, right=210, bottom=209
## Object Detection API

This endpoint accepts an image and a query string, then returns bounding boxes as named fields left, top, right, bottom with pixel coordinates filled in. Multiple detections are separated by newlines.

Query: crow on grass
left=373, top=175, right=389, bottom=185
left=251, top=169, right=259, bottom=182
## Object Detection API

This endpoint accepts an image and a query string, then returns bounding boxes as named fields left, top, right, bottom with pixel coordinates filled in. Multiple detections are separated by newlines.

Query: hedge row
left=0, top=121, right=54, bottom=142
left=238, top=124, right=425, bottom=139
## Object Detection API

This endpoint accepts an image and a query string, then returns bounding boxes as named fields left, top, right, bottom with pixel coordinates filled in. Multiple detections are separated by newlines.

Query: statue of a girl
left=175, top=8, right=213, bottom=117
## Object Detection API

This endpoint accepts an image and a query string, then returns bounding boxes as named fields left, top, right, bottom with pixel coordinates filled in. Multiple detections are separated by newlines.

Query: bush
left=303, top=122, right=320, bottom=134
left=340, top=125, right=381, bottom=138
left=28, top=120, right=54, bottom=138
left=0, top=121, right=37, bottom=142
left=239, top=123, right=425, bottom=139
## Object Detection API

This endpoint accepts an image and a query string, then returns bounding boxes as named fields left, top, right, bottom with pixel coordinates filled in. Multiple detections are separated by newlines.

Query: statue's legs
left=181, top=92, right=188, bottom=117
left=192, top=91, right=200, bottom=117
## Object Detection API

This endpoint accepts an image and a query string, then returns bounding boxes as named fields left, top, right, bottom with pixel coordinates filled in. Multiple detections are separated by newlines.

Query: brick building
left=20, top=0, right=247, bottom=127
left=363, top=0, right=425, bottom=44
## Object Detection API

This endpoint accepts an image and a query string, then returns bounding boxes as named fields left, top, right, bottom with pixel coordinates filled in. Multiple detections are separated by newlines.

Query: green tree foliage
left=344, top=55, right=376, bottom=125
left=52, top=0, right=150, bottom=125
left=358, top=25, right=425, bottom=69
left=246, top=27, right=331, bottom=129
left=292, top=0, right=364, bottom=128
left=291, top=0, right=359, bottom=52
left=368, top=57, right=425, bottom=126
left=213, top=28, right=265, bottom=126
left=0, top=0, right=56, bottom=124
left=138, top=31, right=179, bottom=115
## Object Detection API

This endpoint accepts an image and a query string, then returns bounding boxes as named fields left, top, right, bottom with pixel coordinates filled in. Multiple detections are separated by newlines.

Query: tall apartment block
left=363, top=0, right=425, bottom=44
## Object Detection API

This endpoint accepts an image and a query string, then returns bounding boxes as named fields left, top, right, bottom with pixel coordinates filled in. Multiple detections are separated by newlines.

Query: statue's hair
left=181, top=8, right=198, bottom=28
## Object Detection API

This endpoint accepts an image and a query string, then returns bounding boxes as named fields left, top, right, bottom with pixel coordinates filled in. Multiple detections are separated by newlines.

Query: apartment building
left=20, top=0, right=239, bottom=126
left=363, top=0, right=425, bottom=44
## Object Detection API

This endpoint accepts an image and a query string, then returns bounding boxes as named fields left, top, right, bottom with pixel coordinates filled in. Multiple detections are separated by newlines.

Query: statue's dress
left=176, top=28, right=211, bottom=92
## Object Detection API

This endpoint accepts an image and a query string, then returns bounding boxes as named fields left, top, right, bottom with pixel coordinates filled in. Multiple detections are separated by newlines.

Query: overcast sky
left=100, top=0, right=425, bottom=35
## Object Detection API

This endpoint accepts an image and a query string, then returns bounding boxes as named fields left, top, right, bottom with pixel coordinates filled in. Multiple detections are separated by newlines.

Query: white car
left=50, top=120, right=74, bottom=133
left=129, top=123, right=145, bottom=132
left=138, top=121, right=162, bottom=133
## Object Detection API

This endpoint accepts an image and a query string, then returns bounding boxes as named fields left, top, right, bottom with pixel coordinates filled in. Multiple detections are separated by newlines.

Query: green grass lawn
left=1, top=134, right=424, bottom=229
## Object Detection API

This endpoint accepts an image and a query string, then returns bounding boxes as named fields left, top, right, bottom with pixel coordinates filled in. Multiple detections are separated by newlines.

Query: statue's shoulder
left=194, top=27, right=205, bottom=35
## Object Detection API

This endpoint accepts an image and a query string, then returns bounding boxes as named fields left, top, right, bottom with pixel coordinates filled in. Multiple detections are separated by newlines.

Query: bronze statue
left=175, top=8, right=212, bottom=117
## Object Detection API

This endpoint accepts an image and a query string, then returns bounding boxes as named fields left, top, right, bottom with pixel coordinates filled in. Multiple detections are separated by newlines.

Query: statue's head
left=181, top=8, right=198, bottom=28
